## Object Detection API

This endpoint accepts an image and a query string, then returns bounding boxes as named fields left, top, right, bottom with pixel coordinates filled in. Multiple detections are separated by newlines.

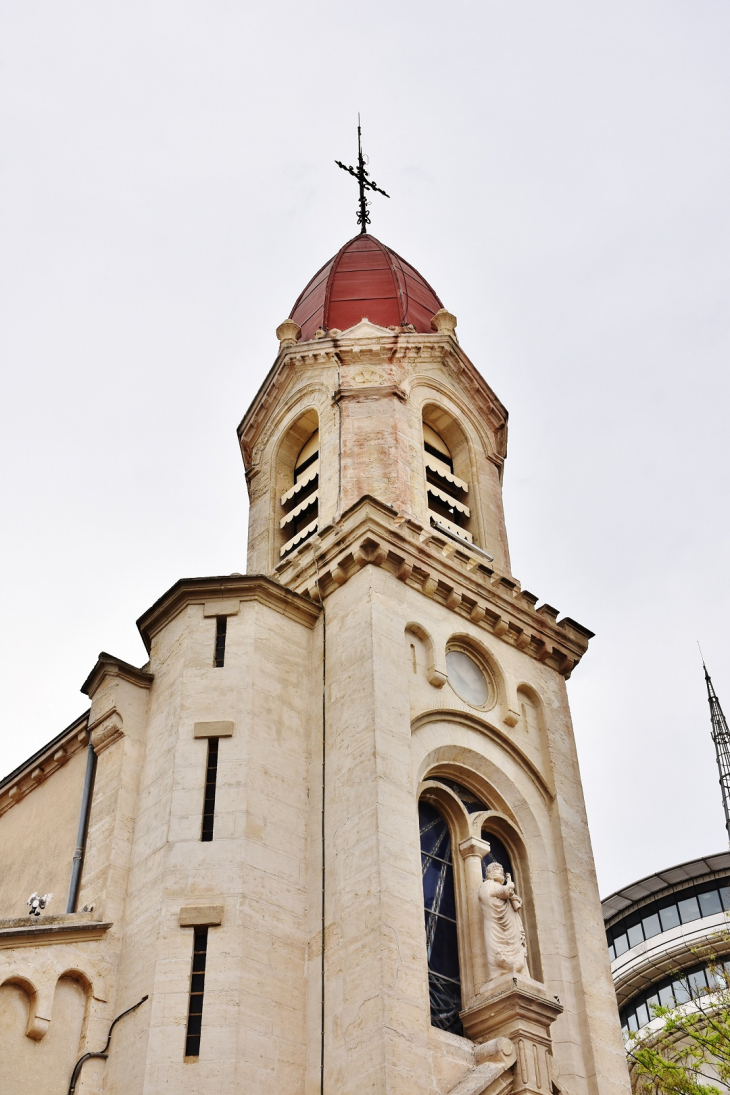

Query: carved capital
left=459, top=836, right=491, bottom=860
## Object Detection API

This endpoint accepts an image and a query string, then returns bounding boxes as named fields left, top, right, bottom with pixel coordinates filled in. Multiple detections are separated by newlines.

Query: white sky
left=1, top=2, right=729, bottom=898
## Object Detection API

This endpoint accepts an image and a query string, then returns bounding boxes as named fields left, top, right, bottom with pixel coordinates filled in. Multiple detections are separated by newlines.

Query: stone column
left=458, top=835, right=491, bottom=1001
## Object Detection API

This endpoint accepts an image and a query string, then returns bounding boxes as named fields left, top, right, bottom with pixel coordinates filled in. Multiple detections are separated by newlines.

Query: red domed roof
left=289, top=233, right=443, bottom=342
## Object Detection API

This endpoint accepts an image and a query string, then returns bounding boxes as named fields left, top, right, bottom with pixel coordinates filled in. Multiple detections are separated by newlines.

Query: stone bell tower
left=238, top=232, right=630, bottom=1095
left=0, top=230, right=629, bottom=1095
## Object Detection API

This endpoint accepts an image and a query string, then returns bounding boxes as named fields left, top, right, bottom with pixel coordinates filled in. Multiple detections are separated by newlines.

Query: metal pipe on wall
left=65, top=739, right=97, bottom=914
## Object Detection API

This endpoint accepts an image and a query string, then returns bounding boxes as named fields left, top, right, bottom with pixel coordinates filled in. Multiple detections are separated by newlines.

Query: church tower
left=0, top=230, right=630, bottom=1095
left=237, top=231, right=629, bottom=1095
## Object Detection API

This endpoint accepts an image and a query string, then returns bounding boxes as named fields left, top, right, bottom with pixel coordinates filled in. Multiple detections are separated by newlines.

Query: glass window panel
left=419, top=799, right=462, bottom=1033
left=481, top=832, right=513, bottom=881
left=635, top=1001, right=650, bottom=1028
left=422, top=860, right=456, bottom=921
left=720, top=886, right=730, bottom=911
left=627, top=923, right=644, bottom=949
left=419, top=803, right=449, bottom=858
left=673, top=979, right=690, bottom=1004
left=642, top=912, right=662, bottom=939
left=678, top=896, right=701, bottom=924
left=627, top=1011, right=638, bottom=1032
left=434, top=778, right=489, bottom=813
left=659, top=904, right=680, bottom=932
left=428, top=915, right=461, bottom=981
left=699, top=889, right=723, bottom=917
left=422, top=857, right=443, bottom=911
left=428, top=972, right=463, bottom=1036
left=645, top=992, right=660, bottom=1017
left=689, top=969, right=708, bottom=997
left=613, top=933, right=629, bottom=957
left=658, top=984, right=675, bottom=1007
left=608, top=942, right=616, bottom=962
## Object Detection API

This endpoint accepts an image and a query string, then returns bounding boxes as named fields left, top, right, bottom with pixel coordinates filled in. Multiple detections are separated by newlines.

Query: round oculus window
left=446, top=650, right=489, bottom=707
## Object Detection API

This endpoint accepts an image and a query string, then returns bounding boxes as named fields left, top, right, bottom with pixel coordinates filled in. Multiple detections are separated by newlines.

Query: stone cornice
left=0, top=913, right=112, bottom=949
left=0, top=711, right=89, bottom=818
left=237, top=326, right=509, bottom=469
left=275, top=496, right=593, bottom=678
left=81, top=651, right=154, bottom=699
left=136, top=574, right=321, bottom=652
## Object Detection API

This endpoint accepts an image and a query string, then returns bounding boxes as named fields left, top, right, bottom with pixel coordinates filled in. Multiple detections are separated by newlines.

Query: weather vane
left=335, top=116, right=390, bottom=234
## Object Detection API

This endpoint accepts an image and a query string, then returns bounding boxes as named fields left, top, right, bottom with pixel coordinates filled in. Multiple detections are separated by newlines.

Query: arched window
left=419, top=777, right=491, bottom=1036
left=422, top=420, right=472, bottom=543
left=420, top=800, right=463, bottom=1034
left=280, top=427, right=319, bottom=557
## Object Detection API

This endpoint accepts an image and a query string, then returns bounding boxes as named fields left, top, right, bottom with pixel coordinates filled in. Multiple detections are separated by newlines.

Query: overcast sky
left=1, top=2, right=729, bottom=898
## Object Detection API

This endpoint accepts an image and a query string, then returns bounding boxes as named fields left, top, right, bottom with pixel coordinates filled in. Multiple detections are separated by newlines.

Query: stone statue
left=478, top=862, right=528, bottom=979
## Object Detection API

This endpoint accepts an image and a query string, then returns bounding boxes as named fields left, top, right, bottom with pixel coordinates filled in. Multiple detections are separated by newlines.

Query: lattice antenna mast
left=703, top=659, right=730, bottom=846
left=335, top=117, right=390, bottom=233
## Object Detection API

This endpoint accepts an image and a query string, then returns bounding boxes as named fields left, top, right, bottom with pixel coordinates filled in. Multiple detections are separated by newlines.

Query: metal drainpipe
left=66, top=739, right=97, bottom=914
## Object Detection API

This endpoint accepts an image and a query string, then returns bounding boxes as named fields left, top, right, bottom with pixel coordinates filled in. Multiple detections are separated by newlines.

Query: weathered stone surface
left=0, top=314, right=629, bottom=1095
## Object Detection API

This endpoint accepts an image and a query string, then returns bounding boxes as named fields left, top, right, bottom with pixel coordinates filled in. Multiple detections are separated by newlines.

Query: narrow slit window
left=214, top=616, right=227, bottom=667
left=201, top=738, right=219, bottom=842
left=185, top=926, right=208, bottom=1058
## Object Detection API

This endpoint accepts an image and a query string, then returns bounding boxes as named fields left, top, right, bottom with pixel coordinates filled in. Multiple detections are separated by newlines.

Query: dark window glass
left=642, top=912, right=662, bottom=939
left=659, top=903, right=680, bottom=932
left=607, top=877, right=730, bottom=955
left=627, top=923, right=644, bottom=949
left=481, top=831, right=513, bottom=881
left=613, top=933, right=629, bottom=957
left=419, top=801, right=463, bottom=1036
left=201, top=738, right=219, bottom=842
left=434, top=778, right=489, bottom=814
left=697, top=888, right=722, bottom=917
left=214, top=616, right=227, bottom=668
left=678, top=895, right=701, bottom=924
left=185, top=927, right=209, bottom=1057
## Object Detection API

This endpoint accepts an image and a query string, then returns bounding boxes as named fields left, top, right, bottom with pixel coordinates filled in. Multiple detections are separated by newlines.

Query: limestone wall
left=0, top=743, right=86, bottom=919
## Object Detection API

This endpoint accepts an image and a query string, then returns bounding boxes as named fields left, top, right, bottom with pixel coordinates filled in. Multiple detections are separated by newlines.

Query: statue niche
left=478, top=860, right=528, bottom=980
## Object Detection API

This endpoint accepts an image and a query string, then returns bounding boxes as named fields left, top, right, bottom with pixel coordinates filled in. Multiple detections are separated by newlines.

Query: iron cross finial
left=335, top=116, right=390, bottom=234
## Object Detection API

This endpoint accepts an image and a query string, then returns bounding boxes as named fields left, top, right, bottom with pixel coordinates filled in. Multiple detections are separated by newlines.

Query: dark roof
left=289, top=233, right=443, bottom=342
left=601, top=851, right=730, bottom=921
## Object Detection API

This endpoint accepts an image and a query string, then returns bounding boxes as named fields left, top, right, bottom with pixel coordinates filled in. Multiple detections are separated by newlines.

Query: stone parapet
left=276, top=495, right=593, bottom=678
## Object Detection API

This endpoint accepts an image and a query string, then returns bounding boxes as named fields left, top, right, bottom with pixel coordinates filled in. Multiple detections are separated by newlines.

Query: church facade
left=0, top=232, right=630, bottom=1095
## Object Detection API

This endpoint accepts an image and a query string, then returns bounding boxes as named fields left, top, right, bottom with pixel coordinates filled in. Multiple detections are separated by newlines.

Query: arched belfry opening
left=422, top=408, right=473, bottom=543
left=277, top=410, right=319, bottom=558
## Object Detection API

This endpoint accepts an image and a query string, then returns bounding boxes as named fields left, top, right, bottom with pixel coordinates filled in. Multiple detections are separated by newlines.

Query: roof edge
left=136, top=574, right=321, bottom=652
